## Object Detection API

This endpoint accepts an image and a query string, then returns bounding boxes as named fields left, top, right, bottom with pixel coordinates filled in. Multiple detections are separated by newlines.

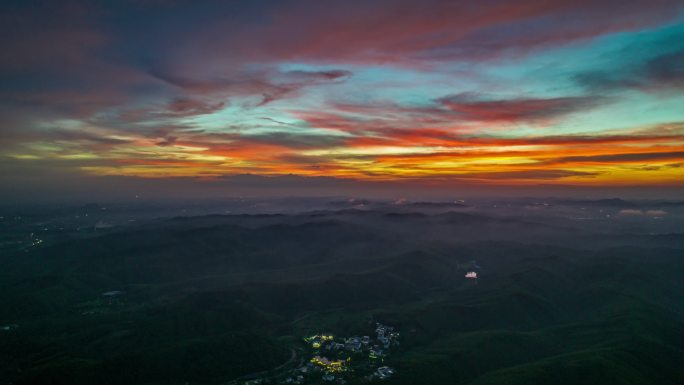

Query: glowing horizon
left=2, top=1, right=684, bottom=191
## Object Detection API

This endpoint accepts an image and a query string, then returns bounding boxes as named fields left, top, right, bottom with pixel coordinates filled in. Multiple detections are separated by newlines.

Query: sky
left=1, top=0, right=684, bottom=200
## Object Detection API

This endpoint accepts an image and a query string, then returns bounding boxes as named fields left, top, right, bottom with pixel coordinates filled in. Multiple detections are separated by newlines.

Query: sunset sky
left=2, top=0, right=684, bottom=199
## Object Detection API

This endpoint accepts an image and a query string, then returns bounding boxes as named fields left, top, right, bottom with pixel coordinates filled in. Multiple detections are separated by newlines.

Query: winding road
left=226, top=348, right=299, bottom=384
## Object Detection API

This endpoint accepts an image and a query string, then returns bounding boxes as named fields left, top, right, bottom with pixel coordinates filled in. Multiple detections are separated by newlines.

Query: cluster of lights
left=304, top=334, right=334, bottom=349
left=310, top=356, right=349, bottom=373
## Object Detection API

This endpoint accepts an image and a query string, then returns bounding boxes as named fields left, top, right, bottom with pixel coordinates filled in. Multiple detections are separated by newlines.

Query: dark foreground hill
left=1, top=207, right=683, bottom=385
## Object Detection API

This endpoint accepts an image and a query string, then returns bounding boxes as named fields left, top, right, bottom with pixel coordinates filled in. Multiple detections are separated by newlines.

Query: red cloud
left=437, top=94, right=606, bottom=123
left=170, top=0, right=682, bottom=68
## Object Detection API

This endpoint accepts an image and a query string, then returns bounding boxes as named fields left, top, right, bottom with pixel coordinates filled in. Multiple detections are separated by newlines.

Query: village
left=239, top=323, right=400, bottom=385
